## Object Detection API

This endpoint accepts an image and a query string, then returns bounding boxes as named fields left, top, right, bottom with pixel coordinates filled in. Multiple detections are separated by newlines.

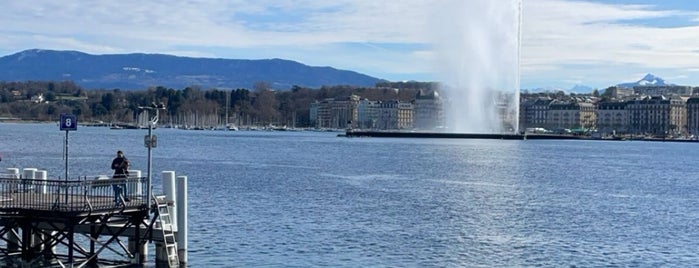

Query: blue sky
left=1, top=0, right=698, bottom=90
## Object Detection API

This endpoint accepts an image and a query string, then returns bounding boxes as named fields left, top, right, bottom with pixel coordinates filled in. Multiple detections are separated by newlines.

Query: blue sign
left=60, top=114, right=77, bottom=131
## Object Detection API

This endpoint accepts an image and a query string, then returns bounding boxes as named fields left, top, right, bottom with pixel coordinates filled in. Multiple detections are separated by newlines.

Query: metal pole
left=147, top=120, right=153, bottom=212
left=65, top=130, right=69, bottom=205
left=65, top=130, right=69, bottom=181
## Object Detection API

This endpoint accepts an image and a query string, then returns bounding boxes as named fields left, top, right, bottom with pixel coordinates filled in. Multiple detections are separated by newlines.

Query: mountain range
left=526, top=73, right=674, bottom=94
left=0, top=49, right=384, bottom=90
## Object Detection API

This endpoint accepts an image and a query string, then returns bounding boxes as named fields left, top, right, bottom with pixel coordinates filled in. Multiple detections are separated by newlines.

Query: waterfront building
left=520, top=98, right=552, bottom=130
left=376, top=100, right=413, bottom=130
left=626, top=95, right=686, bottom=136
left=309, top=101, right=318, bottom=127
left=596, top=101, right=628, bottom=135
left=413, top=90, right=444, bottom=130
left=357, top=99, right=379, bottom=129
left=311, top=95, right=360, bottom=129
left=546, top=99, right=596, bottom=130
left=686, top=96, right=699, bottom=136
left=397, top=101, right=414, bottom=129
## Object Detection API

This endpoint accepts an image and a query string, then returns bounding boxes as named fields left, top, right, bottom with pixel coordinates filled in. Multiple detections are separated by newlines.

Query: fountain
left=433, top=0, right=522, bottom=133
left=344, top=0, right=527, bottom=139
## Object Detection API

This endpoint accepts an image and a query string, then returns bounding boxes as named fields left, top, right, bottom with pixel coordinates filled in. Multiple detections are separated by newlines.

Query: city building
left=626, top=95, right=686, bottom=136
left=357, top=99, right=379, bottom=129
left=376, top=100, right=413, bottom=130
left=311, top=95, right=360, bottom=129
left=519, top=97, right=552, bottom=130
left=546, top=99, right=596, bottom=131
left=686, top=96, right=699, bottom=136
left=596, top=101, right=627, bottom=135
left=413, top=90, right=444, bottom=130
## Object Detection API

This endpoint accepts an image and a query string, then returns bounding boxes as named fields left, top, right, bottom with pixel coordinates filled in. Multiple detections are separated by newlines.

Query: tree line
left=0, top=81, right=436, bottom=127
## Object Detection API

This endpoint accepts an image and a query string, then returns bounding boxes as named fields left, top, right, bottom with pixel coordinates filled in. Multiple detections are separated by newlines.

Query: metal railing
left=0, top=174, right=147, bottom=212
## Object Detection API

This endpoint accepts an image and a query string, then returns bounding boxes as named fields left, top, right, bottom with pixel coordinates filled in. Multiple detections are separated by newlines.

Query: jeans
left=112, top=175, right=128, bottom=203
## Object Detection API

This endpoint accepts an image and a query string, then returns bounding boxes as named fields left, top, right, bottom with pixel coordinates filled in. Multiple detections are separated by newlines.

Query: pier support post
left=162, top=171, right=177, bottom=231
left=127, top=170, right=147, bottom=264
left=176, top=175, right=188, bottom=265
left=31, top=170, right=48, bottom=254
left=129, top=218, right=148, bottom=265
left=6, top=168, right=20, bottom=253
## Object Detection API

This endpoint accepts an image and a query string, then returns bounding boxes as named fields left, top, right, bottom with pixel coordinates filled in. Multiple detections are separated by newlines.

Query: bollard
left=22, top=168, right=37, bottom=193
left=162, top=171, right=177, bottom=231
left=6, top=168, right=19, bottom=193
left=35, top=170, right=47, bottom=194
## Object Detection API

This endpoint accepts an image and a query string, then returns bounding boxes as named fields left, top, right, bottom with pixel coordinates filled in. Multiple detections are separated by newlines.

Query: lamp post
left=139, top=103, right=166, bottom=213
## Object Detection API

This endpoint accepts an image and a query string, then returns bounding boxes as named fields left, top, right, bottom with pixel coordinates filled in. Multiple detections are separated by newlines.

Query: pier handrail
left=0, top=175, right=147, bottom=213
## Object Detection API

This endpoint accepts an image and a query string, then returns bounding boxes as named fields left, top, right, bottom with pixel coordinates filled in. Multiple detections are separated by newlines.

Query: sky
left=1, top=0, right=699, bottom=90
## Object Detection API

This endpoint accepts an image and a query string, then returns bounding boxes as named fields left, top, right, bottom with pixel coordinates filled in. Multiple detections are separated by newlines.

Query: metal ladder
left=155, top=195, right=179, bottom=267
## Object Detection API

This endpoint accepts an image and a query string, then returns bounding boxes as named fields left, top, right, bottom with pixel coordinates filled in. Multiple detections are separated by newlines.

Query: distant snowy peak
left=618, top=73, right=671, bottom=88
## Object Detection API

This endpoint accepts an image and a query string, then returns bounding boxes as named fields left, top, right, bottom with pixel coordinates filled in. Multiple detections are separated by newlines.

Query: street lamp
left=138, top=102, right=166, bottom=212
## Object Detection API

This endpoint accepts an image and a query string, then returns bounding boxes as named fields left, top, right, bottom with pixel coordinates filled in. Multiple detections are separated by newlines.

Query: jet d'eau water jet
left=433, top=0, right=522, bottom=134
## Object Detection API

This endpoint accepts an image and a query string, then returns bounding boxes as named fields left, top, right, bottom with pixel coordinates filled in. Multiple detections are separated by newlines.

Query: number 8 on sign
left=60, top=114, right=78, bottom=131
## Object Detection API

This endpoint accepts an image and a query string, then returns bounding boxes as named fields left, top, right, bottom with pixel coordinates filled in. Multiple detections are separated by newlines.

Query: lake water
left=2, top=123, right=699, bottom=267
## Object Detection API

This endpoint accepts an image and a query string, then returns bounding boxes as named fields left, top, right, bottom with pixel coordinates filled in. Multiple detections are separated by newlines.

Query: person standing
left=111, top=150, right=130, bottom=203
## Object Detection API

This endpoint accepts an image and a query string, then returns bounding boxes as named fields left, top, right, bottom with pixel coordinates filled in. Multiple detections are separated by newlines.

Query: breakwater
left=343, top=130, right=586, bottom=140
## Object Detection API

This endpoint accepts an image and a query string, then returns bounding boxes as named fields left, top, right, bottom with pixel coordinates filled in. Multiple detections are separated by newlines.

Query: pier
left=0, top=168, right=187, bottom=267
left=342, top=130, right=587, bottom=140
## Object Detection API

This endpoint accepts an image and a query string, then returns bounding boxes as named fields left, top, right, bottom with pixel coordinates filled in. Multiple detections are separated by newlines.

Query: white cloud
left=1, top=0, right=699, bottom=88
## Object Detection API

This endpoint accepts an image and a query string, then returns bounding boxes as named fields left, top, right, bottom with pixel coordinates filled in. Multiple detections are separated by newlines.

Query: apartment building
left=626, top=95, right=686, bottom=136
left=310, top=95, right=360, bottom=129
left=413, top=90, right=444, bottom=130
left=520, top=98, right=553, bottom=130
left=596, top=101, right=627, bottom=135
left=376, top=100, right=413, bottom=130
left=546, top=99, right=596, bottom=130
left=686, top=96, right=699, bottom=136
left=357, top=99, right=379, bottom=129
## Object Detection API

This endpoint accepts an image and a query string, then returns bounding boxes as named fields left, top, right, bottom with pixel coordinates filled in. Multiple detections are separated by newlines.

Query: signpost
left=60, top=114, right=77, bottom=181
left=139, top=103, right=166, bottom=214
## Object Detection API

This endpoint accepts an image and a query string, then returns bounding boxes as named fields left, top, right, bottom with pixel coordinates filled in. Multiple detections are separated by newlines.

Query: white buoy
left=176, top=175, right=188, bottom=264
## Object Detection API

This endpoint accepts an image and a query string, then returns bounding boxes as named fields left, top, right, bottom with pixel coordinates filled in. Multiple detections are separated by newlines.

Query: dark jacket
left=111, top=156, right=129, bottom=178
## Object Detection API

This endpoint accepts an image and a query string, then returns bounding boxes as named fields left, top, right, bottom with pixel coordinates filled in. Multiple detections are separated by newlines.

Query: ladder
left=154, top=195, right=179, bottom=267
